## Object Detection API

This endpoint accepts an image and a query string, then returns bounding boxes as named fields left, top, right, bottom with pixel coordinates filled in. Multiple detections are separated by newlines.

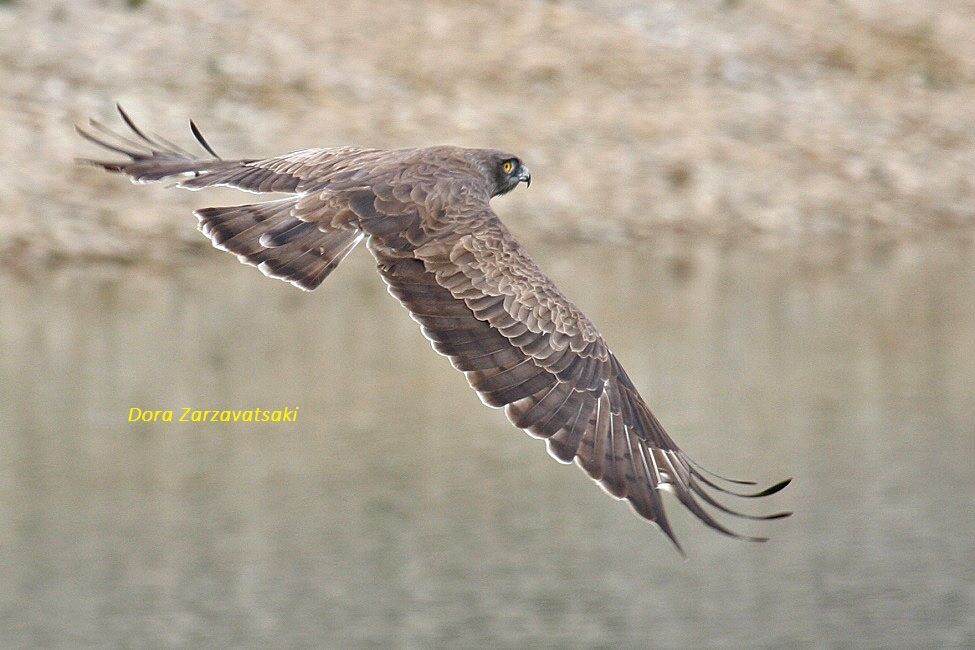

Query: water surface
left=0, top=236, right=972, bottom=647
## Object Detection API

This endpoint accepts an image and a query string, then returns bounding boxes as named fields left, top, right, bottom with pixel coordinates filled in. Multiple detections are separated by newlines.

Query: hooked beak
left=518, top=165, right=532, bottom=188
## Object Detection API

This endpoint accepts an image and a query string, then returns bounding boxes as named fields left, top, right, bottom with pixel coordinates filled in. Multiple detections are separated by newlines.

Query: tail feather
left=78, top=105, right=361, bottom=289
left=195, top=199, right=362, bottom=291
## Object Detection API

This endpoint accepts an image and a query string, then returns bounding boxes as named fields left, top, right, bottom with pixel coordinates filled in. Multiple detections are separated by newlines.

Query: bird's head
left=475, top=150, right=531, bottom=197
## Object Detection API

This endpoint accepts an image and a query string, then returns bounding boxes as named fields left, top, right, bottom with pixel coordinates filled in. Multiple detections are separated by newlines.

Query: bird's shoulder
left=417, top=216, right=606, bottom=357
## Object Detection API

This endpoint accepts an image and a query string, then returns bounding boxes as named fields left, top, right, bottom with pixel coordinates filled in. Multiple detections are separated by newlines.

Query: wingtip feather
left=190, top=119, right=221, bottom=159
left=753, top=478, right=792, bottom=498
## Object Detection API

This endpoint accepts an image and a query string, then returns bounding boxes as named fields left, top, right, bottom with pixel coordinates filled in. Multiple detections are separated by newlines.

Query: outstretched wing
left=76, top=104, right=385, bottom=194
left=76, top=106, right=396, bottom=290
left=377, top=215, right=790, bottom=553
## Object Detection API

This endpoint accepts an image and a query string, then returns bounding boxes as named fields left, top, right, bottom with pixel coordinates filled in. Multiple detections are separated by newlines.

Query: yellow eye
left=502, top=160, right=514, bottom=173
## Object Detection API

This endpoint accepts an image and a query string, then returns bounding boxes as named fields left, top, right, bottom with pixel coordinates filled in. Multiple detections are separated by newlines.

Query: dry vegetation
left=1, top=0, right=973, bottom=264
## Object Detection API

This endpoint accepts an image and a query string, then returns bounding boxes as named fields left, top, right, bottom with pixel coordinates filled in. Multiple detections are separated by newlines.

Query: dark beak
left=518, top=165, right=532, bottom=188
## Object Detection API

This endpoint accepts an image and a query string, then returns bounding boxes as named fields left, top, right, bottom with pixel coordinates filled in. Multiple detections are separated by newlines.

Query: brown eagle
left=78, top=105, right=790, bottom=553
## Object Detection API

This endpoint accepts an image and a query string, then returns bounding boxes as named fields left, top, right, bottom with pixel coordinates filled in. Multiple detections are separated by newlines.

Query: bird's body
left=78, top=106, right=790, bottom=553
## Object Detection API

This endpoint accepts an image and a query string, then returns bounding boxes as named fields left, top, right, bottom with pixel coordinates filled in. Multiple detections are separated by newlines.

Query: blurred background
left=1, top=0, right=973, bottom=647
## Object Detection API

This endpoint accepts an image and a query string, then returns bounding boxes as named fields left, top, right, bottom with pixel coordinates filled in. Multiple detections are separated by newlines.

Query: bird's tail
left=196, top=198, right=363, bottom=291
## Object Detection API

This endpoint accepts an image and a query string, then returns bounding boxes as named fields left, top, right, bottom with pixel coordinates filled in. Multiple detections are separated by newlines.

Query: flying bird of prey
left=78, top=106, right=790, bottom=553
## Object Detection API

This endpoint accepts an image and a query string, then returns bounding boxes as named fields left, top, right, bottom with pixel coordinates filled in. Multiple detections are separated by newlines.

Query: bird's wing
left=379, top=215, right=790, bottom=553
left=76, top=106, right=410, bottom=290
left=76, top=104, right=386, bottom=194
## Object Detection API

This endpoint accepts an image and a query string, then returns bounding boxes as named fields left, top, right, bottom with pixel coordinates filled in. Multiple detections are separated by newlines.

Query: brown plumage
left=78, top=105, right=790, bottom=553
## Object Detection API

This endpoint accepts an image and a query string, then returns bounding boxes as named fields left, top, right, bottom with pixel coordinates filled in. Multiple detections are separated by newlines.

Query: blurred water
left=0, top=236, right=972, bottom=648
